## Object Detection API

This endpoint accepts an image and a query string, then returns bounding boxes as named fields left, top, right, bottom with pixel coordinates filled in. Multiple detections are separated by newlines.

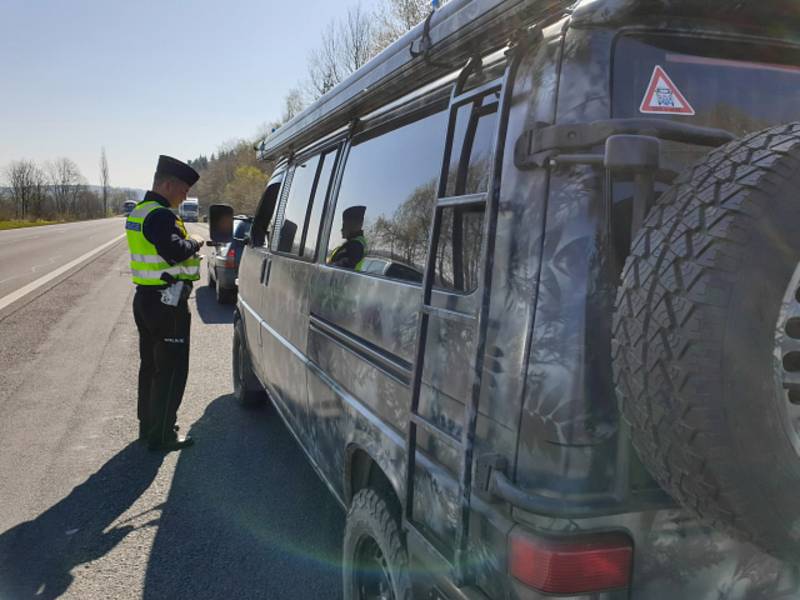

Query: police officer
left=126, top=155, right=203, bottom=451
left=327, top=205, right=367, bottom=270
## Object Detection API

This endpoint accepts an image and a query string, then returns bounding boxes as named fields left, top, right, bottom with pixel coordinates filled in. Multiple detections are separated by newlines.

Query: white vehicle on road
left=179, top=198, right=199, bottom=222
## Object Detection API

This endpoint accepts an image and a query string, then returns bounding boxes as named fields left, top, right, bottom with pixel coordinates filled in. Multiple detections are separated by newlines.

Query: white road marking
left=0, top=233, right=126, bottom=312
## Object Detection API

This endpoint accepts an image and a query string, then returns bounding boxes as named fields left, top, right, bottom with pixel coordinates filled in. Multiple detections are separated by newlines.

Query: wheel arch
left=345, top=444, right=402, bottom=518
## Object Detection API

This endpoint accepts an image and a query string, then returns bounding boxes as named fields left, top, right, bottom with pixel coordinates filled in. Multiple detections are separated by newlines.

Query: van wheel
left=613, top=123, right=800, bottom=558
left=232, top=319, right=263, bottom=406
left=343, top=489, right=412, bottom=600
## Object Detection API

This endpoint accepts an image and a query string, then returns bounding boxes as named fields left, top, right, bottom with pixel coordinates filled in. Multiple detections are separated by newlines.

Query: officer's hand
left=189, top=234, right=205, bottom=248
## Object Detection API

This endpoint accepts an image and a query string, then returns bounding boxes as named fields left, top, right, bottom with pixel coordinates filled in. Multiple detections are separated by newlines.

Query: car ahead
left=122, top=200, right=137, bottom=216
left=207, top=216, right=251, bottom=304
left=211, top=0, right=800, bottom=598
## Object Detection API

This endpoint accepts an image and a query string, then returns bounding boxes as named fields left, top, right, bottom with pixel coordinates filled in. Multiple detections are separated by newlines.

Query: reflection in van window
left=279, top=155, right=321, bottom=256
left=302, top=149, right=337, bottom=259
left=434, top=204, right=484, bottom=293
left=252, top=175, right=284, bottom=247
left=327, top=109, right=447, bottom=282
left=445, top=93, right=499, bottom=197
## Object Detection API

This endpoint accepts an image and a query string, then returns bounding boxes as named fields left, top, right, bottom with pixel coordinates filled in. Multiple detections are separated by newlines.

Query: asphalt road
left=0, top=220, right=344, bottom=599
left=0, top=218, right=126, bottom=300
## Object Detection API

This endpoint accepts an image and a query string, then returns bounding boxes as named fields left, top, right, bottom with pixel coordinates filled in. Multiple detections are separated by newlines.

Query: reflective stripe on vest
left=326, top=235, right=368, bottom=271
left=126, top=200, right=201, bottom=285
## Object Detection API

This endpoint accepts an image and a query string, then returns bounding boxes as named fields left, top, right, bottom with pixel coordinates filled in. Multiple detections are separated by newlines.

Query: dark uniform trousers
left=133, top=288, right=191, bottom=444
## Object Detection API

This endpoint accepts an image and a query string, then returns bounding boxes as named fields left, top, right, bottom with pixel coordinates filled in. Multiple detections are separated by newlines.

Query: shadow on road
left=143, top=395, right=345, bottom=600
left=194, top=284, right=234, bottom=325
left=0, top=443, right=164, bottom=599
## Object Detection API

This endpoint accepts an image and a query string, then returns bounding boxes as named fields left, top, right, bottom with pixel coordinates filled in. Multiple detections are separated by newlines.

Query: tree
left=99, top=147, right=109, bottom=217
left=223, top=166, right=268, bottom=215
left=47, top=158, right=86, bottom=217
left=306, top=4, right=376, bottom=101
left=282, top=87, right=306, bottom=123
left=5, top=160, right=47, bottom=219
left=373, top=0, right=435, bottom=52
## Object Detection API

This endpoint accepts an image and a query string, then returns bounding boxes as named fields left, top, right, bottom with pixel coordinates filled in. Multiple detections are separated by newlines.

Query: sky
left=0, top=0, right=382, bottom=189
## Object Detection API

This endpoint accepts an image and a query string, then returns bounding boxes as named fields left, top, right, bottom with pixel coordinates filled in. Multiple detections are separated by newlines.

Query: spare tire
left=614, top=123, right=800, bottom=558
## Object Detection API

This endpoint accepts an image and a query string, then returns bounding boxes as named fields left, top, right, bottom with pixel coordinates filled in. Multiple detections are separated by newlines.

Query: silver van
left=211, top=0, right=800, bottom=597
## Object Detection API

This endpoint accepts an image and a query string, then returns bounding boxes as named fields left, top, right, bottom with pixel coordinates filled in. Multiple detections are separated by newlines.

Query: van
left=179, top=197, right=199, bottom=222
left=211, top=0, right=800, bottom=597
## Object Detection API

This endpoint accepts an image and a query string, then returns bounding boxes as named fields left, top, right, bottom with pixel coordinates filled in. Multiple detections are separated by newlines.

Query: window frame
left=271, top=141, right=344, bottom=263
left=320, top=97, right=450, bottom=285
left=249, top=168, right=286, bottom=249
left=430, top=82, right=503, bottom=297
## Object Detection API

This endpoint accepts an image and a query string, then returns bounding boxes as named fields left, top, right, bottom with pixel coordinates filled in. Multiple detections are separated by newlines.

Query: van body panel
left=259, top=253, right=313, bottom=433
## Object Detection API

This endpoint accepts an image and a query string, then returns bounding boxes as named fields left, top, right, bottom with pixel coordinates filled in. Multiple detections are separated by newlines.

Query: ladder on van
left=402, top=40, right=526, bottom=585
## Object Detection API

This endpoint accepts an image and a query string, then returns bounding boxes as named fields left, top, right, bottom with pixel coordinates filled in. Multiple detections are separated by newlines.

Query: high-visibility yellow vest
left=125, top=200, right=201, bottom=286
left=327, top=235, right=367, bottom=271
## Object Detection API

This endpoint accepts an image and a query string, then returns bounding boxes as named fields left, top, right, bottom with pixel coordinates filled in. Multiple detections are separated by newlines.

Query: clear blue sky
left=0, top=0, right=381, bottom=189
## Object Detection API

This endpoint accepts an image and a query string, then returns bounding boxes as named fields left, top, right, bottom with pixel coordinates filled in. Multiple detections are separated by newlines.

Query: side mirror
left=242, top=234, right=251, bottom=245
left=209, top=204, right=234, bottom=244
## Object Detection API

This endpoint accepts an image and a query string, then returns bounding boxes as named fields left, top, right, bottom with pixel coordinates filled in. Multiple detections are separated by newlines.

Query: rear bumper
left=216, top=267, right=237, bottom=290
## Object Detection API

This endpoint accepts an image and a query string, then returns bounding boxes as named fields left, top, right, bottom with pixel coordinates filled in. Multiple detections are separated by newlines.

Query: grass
left=0, top=219, right=62, bottom=231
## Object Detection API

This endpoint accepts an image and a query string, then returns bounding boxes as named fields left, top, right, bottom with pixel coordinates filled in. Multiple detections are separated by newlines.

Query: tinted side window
left=445, top=93, right=499, bottom=197
left=326, top=109, right=447, bottom=282
left=301, top=149, right=337, bottom=259
left=277, top=155, right=321, bottom=255
left=233, top=219, right=252, bottom=239
left=434, top=205, right=484, bottom=292
left=434, top=89, right=498, bottom=294
left=251, top=174, right=284, bottom=247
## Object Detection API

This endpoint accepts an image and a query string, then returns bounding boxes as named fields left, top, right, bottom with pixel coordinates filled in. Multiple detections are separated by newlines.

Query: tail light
left=508, top=528, right=633, bottom=595
left=224, top=247, right=236, bottom=269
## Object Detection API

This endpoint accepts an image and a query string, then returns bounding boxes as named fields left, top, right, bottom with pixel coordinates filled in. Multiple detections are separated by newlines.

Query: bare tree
left=307, top=21, right=344, bottom=99
left=282, top=87, right=306, bottom=123
left=373, top=0, right=435, bottom=52
left=5, top=160, right=47, bottom=220
left=341, top=4, right=375, bottom=73
left=99, top=147, right=109, bottom=217
left=47, top=158, right=86, bottom=217
left=306, top=4, right=377, bottom=101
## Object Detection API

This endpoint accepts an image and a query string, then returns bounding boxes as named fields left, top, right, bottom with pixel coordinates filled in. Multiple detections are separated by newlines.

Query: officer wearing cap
left=327, top=205, right=368, bottom=270
left=126, top=155, right=203, bottom=451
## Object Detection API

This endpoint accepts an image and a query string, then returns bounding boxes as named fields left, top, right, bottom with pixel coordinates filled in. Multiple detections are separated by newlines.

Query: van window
left=301, top=149, right=337, bottom=259
left=276, top=155, right=321, bottom=255
left=434, top=204, right=484, bottom=292
left=326, top=109, right=447, bottom=282
left=251, top=173, right=284, bottom=247
left=445, top=92, right=499, bottom=197
left=610, top=34, right=800, bottom=268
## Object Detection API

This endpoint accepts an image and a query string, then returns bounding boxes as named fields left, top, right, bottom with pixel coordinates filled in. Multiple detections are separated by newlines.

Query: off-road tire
left=342, top=489, right=412, bottom=600
left=614, top=123, right=800, bottom=558
left=232, top=318, right=264, bottom=407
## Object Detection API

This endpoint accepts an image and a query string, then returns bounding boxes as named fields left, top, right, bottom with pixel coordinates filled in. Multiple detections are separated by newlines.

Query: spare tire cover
left=614, top=123, right=800, bottom=558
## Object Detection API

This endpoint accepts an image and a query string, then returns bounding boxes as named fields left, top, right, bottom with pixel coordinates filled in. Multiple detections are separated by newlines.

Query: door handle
left=261, top=257, right=272, bottom=286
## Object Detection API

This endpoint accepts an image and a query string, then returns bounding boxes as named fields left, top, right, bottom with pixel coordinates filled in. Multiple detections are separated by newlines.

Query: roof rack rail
left=258, top=0, right=573, bottom=161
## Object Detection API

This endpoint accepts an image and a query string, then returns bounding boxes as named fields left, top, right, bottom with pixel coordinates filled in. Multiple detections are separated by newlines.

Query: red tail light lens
left=508, top=529, right=632, bottom=594
left=224, top=247, right=236, bottom=268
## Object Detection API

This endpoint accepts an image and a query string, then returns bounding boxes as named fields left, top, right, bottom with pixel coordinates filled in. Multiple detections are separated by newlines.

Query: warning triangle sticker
left=639, top=65, right=695, bottom=115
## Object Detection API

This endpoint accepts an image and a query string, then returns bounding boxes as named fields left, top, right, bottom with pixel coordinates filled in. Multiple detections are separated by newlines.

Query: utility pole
left=99, top=147, right=109, bottom=217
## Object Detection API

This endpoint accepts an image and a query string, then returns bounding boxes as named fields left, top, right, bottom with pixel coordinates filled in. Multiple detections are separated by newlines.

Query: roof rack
left=258, top=0, right=573, bottom=161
